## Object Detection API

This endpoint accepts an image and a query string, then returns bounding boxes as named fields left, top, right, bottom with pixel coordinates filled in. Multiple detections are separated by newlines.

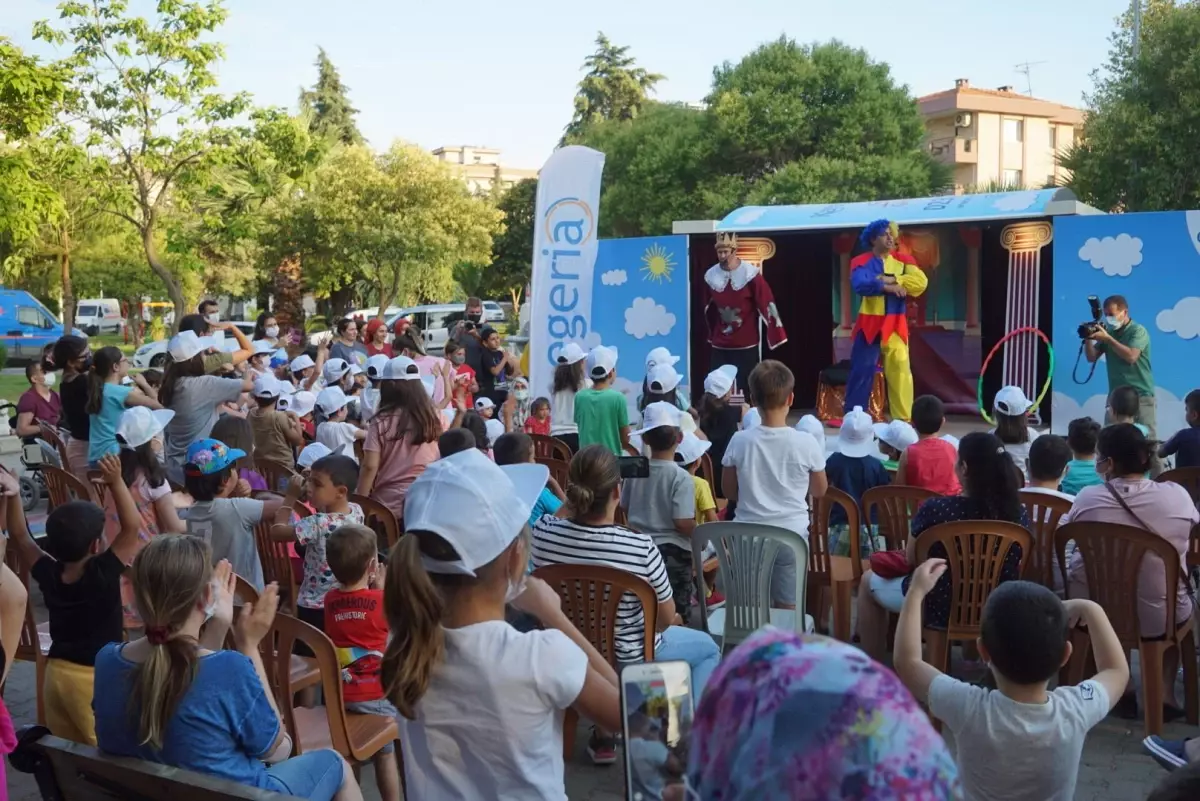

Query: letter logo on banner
left=529, top=146, right=606, bottom=397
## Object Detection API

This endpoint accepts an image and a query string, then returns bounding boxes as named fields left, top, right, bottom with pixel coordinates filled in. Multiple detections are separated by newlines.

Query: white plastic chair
left=691, top=521, right=814, bottom=652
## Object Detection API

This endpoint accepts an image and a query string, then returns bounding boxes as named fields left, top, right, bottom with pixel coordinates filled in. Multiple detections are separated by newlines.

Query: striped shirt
left=531, top=516, right=671, bottom=663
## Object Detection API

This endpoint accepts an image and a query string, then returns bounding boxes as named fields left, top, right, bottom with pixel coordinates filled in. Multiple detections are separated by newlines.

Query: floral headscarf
left=688, top=628, right=961, bottom=800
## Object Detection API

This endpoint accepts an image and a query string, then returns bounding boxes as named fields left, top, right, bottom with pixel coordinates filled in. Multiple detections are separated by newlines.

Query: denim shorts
left=346, top=697, right=398, bottom=754
left=264, top=748, right=344, bottom=800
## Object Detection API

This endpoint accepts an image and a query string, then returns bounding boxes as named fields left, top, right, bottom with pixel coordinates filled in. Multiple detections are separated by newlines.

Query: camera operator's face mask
left=1105, top=309, right=1127, bottom=329
left=467, top=307, right=483, bottom=323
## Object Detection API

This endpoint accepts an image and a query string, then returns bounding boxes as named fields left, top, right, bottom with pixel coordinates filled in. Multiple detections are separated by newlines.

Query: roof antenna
left=1014, top=61, right=1047, bottom=96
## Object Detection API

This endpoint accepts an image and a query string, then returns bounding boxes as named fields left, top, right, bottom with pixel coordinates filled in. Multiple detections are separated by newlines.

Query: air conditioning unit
left=955, top=112, right=973, bottom=128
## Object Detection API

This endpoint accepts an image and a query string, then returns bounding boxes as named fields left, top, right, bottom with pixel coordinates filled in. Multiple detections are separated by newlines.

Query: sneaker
left=587, top=733, right=617, bottom=766
left=1144, top=735, right=1190, bottom=771
left=706, top=589, right=726, bottom=609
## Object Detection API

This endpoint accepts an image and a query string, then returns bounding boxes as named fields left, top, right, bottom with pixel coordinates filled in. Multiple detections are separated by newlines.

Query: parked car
left=75, top=298, right=125, bottom=335
left=0, top=288, right=88, bottom=363
left=483, top=300, right=506, bottom=322
left=347, top=305, right=404, bottom=321
left=385, top=304, right=468, bottom=352
left=131, top=320, right=256, bottom=369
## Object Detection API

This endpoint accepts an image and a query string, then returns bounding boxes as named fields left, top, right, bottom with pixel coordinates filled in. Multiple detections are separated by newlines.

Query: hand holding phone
left=619, top=456, right=650, bottom=480
left=622, top=661, right=695, bottom=801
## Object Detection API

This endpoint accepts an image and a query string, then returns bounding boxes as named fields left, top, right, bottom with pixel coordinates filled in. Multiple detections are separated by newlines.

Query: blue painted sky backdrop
left=5, top=0, right=1131, bottom=169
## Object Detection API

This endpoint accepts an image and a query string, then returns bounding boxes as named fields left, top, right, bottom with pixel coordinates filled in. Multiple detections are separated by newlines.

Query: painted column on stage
left=999, top=221, right=1053, bottom=421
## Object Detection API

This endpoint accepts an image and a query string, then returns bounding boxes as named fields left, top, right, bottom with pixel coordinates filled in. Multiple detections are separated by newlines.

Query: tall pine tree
left=299, top=48, right=364, bottom=145
left=563, top=33, right=663, bottom=141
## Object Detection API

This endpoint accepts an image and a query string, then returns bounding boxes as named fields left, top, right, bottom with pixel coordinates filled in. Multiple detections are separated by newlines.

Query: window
left=1002, top=169, right=1023, bottom=187
left=1049, top=126, right=1058, bottom=150
left=1003, top=118, right=1024, bottom=143
left=16, top=307, right=49, bottom=329
left=77, top=304, right=98, bottom=318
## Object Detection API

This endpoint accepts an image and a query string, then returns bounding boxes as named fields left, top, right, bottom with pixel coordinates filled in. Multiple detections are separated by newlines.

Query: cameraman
left=449, top=296, right=487, bottom=378
left=1085, top=294, right=1156, bottom=435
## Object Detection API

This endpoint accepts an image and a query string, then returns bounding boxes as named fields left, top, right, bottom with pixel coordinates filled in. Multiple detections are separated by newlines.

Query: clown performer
left=703, top=232, right=787, bottom=388
left=844, top=219, right=928, bottom=422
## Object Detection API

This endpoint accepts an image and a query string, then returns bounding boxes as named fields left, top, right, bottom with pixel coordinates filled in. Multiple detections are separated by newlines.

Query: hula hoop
left=976, top=327, right=1054, bottom=424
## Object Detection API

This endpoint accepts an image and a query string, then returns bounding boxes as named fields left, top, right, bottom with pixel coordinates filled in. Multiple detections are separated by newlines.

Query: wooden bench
left=10, top=727, right=301, bottom=800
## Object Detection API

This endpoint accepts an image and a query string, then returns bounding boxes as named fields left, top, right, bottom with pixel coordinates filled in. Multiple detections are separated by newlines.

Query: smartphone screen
left=621, top=661, right=695, bottom=801
left=618, top=455, right=650, bottom=479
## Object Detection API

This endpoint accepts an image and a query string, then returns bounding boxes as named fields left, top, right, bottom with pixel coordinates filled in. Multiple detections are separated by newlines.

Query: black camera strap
left=1071, top=340, right=1099, bottom=385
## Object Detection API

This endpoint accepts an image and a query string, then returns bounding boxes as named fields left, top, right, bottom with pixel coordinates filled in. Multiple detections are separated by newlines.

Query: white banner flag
left=529, top=146, right=606, bottom=398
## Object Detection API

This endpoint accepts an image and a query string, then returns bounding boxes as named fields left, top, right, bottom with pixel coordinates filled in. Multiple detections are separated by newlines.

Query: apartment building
left=431, top=145, right=537, bottom=195
left=918, top=78, right=1084, bottom=193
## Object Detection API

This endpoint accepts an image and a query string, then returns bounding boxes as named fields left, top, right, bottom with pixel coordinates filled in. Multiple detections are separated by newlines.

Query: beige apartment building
left=431, top=145, right=537, bottom=195
left=918, top=79, right=1084, bottom=193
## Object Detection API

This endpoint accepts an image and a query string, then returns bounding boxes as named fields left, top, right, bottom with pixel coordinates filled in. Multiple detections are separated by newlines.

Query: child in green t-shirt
left=574, top=346, right=631, bottom=455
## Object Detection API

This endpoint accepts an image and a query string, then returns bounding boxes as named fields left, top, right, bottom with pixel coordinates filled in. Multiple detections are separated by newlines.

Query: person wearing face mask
left=449, top=297, right=487, bottom=380
left=16, top=361, right=62, bottom=437
left=1085, top=294, right=1156, bottom=436
left=254, top=312, right=281, bottom=348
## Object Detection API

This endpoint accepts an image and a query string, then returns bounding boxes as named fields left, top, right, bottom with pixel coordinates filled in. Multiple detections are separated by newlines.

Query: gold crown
left=715, top=231, right=738, bottom=248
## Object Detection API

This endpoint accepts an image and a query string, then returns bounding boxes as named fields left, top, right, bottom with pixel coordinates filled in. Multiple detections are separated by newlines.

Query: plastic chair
left=861, top=485, right=940, bottom=551
left=533, top=563, right=659, bottom=760
left=914, top=520, right=1032, bottom=677
left=227, top=574, right=320, bottom=697
left=1157, top=467, right=1200, bottom=504
left=38, top=423, right=71, bottom=469
left=253, top=520, right=298, bottom=613
left=697, top=453, right=718, bottom=501
left=1056, top=521, right=1200, bottom=736
left=350, top=494, right=401, bottom=551
left=42, top=464, right=97, bottom=508
left=530, top=434, right=571, bottom=463
left=255, top=458, right=300, bottom=495
left=807, top=487, right=865, bottom=642
left=86, top=470, right=109, bottom=506
left=265, top=613, right=399, bottom=762
left=691, top=522, right=812, bottom=652
left=536, top=457, right=570, bottom=491
left=1018, top=489, right=1074, bottom=591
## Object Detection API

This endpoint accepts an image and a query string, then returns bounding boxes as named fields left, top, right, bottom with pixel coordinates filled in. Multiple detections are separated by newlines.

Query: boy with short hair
left=622, top=402, right=696, bottom=621
left=248, top=374, right=304, bottom=471
left=3, top=454, right=141, bottom=745
left=493, top=432, right=564, bottom=528
left=1062, top=417, right=1104, bottom=496
left=722, top=360, right=826, bottom=609
left=1159, top=389, right=1200, bottom=468
left=895, top=561, right=1128, bottom=801
left=438, top=427, right=478, bottom=458
left=1026, top=434, right=1074, bottom=500
left=324, top=523, right=402, bottom=801
left=274, top=454, right=364, bottom=633
left=575, top=345, right=631, bottom=455
left=897, top=394, right=960, bottom=495
left=1108, top=384, right=1149, bottom=435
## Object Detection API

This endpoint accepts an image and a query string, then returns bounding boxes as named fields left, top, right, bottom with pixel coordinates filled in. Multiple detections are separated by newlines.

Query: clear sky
left=4, top=0, right=1131, bottom=169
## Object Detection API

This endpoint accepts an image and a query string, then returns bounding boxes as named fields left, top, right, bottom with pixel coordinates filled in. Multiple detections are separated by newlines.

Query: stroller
left=1, top=402, right=62, bottom=511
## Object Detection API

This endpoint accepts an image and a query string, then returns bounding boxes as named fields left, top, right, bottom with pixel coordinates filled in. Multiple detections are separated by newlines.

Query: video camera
left=1077, top=295, right=1102, bottom=339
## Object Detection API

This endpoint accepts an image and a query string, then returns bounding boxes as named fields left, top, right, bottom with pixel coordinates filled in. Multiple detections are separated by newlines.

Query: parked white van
left=75, top=299, right=124, bottom=335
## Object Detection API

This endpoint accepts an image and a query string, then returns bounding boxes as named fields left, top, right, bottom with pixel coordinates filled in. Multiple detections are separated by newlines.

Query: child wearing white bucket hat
left=549, top=342, right=591, bottom=454
left=823, top=406, right=890, bottom=558
left=697, top=364, right=745, bottom=497
left=314, top=386, right=365, bottom=464
left=249, top=373, right=304, bottom=472
left=575, top=346, right=630, bottom=455
left=639, top=348, right=691, bottom=414
left=382, top=448, right=620, bottom=799
left=991, top=385, right=1043, bottom=480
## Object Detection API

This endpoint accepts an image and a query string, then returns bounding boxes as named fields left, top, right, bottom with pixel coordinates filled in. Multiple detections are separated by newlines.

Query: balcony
left=928, top=136, right=978, bottom=165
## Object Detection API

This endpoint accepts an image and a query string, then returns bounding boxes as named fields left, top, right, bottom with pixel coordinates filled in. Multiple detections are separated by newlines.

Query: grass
left=0, top=332, right=140, bottom=407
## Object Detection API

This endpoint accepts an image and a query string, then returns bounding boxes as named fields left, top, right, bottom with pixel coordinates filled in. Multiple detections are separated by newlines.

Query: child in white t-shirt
left=895, top=561, right=1127, bottom=801
left=383, top=448, right=620, bottom=800
left=721, top=360, right=826, bottom=609
left=315, top=386, right=365, bottom=463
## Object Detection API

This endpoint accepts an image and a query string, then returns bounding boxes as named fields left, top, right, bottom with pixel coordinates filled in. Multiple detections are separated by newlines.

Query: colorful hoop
left=976, top=327, right=1055, bottom=424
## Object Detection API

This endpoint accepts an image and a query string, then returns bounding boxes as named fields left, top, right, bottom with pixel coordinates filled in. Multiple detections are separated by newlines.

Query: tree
left=563, top=33, right=664, bottom=141
left=485, top=178, right=537, bottom=304
left=299, top=48, right=363, bottom=146
left=1060, top=0, right=1200, bottom=211
left=34, top=0, right=252, bottom=330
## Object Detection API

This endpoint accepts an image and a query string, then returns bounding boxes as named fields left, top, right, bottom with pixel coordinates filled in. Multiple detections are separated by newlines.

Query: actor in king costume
left=703, top=232, right=787, bottom=385
left=844, top=219, right=927, bottom=421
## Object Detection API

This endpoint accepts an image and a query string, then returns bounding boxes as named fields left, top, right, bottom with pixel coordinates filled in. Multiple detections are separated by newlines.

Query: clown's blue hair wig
left=859, top=218, right=892, bottom=249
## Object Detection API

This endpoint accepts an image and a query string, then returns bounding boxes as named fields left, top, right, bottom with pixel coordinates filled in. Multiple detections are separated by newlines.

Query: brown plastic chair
left=5, top=549, right=50, bottom=724
left=351, top=494, right=401, bottom=551
left=537, top=457, right=570, bottom=492
left=914, top=520, right=1032, bottom=676
left=1018, top=489, right=1074, bottom=591
left=533, top=562, right=659, bottom=760
left=255, top=457, right=301, bottom=495
left=86, top=469, right=109, bottom=506
left=807, top=487, right=863, bottom=642
left=615, top=505, right=629, bottom=527
left=38, top=422, right=71, bottom=469
left=227, top=574, right=320, bottom=697
left=1158, top=467, right=1200, bottom=504
left=253, top=520, right=298, bottom=613
left=697, top=453, right=718, bottom=501
left=265, top=612, right=399, bottom=763
left=43, top=464, right=98, bottom=507
left=530, top=434, right=571, bottom=462
left=861, top=485, right=941, bottom=551
left=1055, top=521, right=1200, bottom=736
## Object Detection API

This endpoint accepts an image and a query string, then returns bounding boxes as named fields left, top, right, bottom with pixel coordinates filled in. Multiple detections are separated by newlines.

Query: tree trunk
left=329, top=286, right=355, bottom=320
left=60, top=227, right=74, bottom=333
left=142, top=225, right=186, bottom=334
left=272, top=253, right=304, bottom=348
left=126, top=297, right=143, bottom=347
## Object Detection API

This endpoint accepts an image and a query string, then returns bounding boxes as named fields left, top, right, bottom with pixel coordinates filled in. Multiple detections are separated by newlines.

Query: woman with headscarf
left=688, top=628, right=962, bottom=800
left=363, top=318, right=392, bottom=358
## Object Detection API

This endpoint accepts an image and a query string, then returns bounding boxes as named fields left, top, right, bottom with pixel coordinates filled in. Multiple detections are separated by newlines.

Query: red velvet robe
left=702, top=261, right=788, bottom=350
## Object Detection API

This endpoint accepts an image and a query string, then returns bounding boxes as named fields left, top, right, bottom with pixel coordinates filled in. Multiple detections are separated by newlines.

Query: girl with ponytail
left=49, top=334, right=94, bottom=480
left=91, top=535, right=363, bottom=800
left=858, top=432, right=1030, bottom=661
left=382, top=448, right=619, bottom=798
left=84, top=346, right=160, bottom=466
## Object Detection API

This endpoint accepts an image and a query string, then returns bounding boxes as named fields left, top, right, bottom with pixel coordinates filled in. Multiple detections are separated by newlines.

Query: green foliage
left=563, top=33, right=664, bottom=141
left=306, top=314, right=329, bottom=334
left=146, top=315, right=167, bottom=342
left=571, top=38, right=946, bottom=237
left=452, top=261, right=488, bottom=300
left=484, top=178, right=537, bottom=300
left=299, top=48, right=363, bottom=146
left=1061, top=0, right=1200, bottom=211
left=0, top=344, right=9, bottom=372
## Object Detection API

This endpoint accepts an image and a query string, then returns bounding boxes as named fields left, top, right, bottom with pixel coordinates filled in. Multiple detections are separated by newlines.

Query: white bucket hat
left=586, top=345, right=619, bottom=380
left=168, top=331, right=216, bottom=362
left=837, top=406, right=875, bottom=458
left=645, top=347, right=680, bottom=371
left=994, top=385, right=1033, bottom=417
left=366, top=354, right=390, bottom=380
left=676, top=431, right=711, bottom=466
left=794, top=414, right=826, bottom=453
left=381, top=355, right=422, bottom=381
left=555, top=342, right=587, bottom=366
left=634, top=401, right=682, bottom=435
left=316, top=386, right=351, bottom=415
left=323, top=358, right=351, bottom=384
left=283, top=390, right=317, bottom=418
left=704, top=365, right=737, bottom=398
left=290, top=354, right=316, bottom=373
left=116, top=407, right=175, bottom=449
left=873, top=420, right=918, bottom=452
left=253, top=374, right=283, bottom=400
left=646, top=363, right=682, bottom=395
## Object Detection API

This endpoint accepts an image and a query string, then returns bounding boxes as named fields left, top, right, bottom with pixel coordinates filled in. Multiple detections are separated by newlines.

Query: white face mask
left=265, top=325, right=279, bottom=338
left=206, top=312, right=220, bottom=325
left=1105, top=315, right=1124, bottom=329
left=42, top=372, right=56, bottom=388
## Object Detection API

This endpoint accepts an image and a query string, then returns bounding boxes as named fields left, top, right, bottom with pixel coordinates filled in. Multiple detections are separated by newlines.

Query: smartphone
left=621, top=661, right=695, bottom=801
left=618, top=455, right=650, bottom=480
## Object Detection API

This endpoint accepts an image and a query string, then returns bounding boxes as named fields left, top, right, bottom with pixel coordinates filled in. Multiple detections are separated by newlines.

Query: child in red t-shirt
left=896, top=395, right=961, bottom=496
left=445, top=339, right=477, bottom=408
left=523, top=397, right=551, bottom=437
left=324, top=523, right=401, bottom=801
